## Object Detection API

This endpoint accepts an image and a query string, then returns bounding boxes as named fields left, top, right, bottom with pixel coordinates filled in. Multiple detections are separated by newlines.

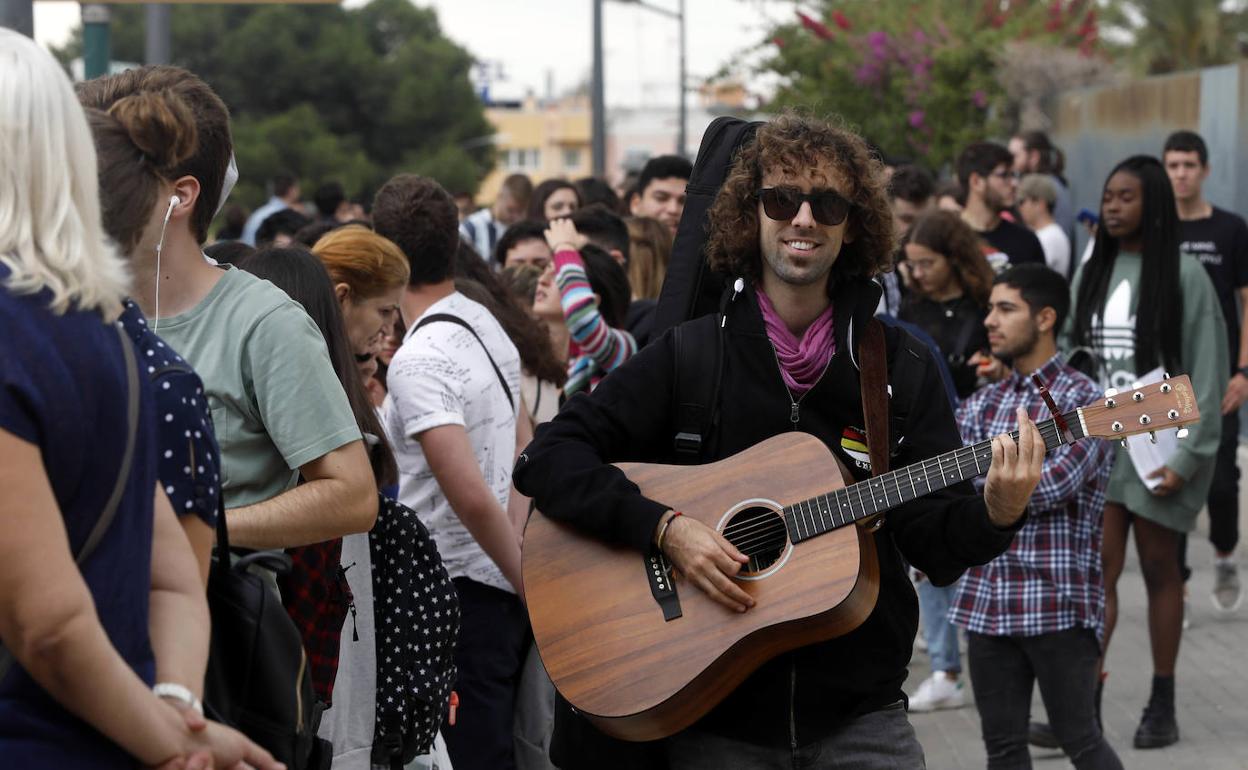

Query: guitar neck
left=784, top=409, right=1084, bottom=544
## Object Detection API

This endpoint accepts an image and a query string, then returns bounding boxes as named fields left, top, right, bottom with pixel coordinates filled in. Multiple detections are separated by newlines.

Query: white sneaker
left=1212, top=561, right=1243, bottom=613
left=908, top=672, right=965, bottom=712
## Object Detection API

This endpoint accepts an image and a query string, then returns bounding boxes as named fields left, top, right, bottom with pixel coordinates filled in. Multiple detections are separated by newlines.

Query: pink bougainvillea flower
left=797, top=11, right=835, bottom=41
left=833, top=10, right=851, bottom=30
left=972, top=89, right=988, bottom=108
left=908, top=110, right=925, bottom=128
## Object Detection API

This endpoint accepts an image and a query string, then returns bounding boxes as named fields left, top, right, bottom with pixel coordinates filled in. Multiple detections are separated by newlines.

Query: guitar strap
left=858, top=317, right=890, bottom=478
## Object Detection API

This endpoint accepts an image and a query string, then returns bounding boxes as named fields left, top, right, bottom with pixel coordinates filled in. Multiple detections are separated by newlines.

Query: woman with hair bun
left=87, top=83, right=224, bottom=584
left=0, top=28, right=277, bottom=769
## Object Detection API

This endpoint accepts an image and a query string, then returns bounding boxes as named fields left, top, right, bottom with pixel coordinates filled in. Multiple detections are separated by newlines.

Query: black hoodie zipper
left=769, top=344, right=834, bottom=428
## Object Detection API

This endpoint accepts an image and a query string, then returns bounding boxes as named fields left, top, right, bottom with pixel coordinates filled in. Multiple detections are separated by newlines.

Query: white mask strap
left=215, top=153, right=239, bottom=217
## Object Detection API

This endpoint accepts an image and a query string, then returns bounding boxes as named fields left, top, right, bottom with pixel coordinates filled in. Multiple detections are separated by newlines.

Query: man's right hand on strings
left=656, top=511, right=755, bottom=614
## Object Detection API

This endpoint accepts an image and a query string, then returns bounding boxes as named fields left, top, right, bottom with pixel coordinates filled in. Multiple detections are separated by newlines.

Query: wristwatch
left=1238, top=365, right=1248, bottom=379
left=153, top=682, right=203, bottom=715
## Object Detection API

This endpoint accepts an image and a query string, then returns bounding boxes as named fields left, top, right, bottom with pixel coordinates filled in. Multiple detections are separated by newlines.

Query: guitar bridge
left=645, top=552, right=682, bottom=621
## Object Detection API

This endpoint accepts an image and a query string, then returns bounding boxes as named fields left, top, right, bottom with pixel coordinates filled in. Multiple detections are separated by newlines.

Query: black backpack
left=203, top=497, right=331, bottom=770
left=652, top=116, right=764, bottom=338
left=369, top=494, right=461, bottom=769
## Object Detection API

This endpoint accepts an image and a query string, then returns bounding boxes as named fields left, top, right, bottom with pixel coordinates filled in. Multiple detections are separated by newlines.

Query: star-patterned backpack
left=369, top=494, right=461, bottom=768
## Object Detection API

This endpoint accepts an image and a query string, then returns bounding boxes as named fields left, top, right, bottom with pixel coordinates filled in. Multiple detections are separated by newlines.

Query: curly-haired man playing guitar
left=514, top=113, right=1045, bottom=769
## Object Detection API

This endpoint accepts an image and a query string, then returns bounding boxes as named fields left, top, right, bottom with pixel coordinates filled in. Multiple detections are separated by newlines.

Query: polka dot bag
left=369, top=494, right=460, bottom=768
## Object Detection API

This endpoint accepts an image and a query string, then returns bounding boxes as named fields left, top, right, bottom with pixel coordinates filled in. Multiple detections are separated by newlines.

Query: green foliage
left=1100, top=0, right=1248, bottom=75
left=760, top=0, right=1102, bottom=170
left=54, top=0, right=493, bottom=211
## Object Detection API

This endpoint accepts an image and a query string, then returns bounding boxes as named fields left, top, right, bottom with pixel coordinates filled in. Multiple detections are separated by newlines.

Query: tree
left=1100, top=0, right=1248, bottom=75
left=55, top=0, right=493, bottom=211
left=759, top=0, right=1105, bottom=169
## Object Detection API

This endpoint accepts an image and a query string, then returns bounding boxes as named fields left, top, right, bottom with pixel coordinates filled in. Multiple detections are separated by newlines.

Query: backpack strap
left=671, top=314, right=723, bottom=461
left=0, top=322, right=140, bottom=682
left=81, top=323, right=142, bottom=561
left=414, top=313, right=514, bottom=410
left=859, top=317, right=890, bottom=477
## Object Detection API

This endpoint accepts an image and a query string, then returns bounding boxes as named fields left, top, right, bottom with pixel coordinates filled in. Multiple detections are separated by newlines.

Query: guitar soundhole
left=722, top=506, right=788, bottom=575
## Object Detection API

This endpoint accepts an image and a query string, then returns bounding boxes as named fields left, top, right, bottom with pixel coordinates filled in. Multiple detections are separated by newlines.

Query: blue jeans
left=917, top=578, right=961, bottom=674
left=665, top=701, right=925, bottom=769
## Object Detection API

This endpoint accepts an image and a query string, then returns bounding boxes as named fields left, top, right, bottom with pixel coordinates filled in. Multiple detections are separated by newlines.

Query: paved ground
left=909, top=448, right=1248, bottom=769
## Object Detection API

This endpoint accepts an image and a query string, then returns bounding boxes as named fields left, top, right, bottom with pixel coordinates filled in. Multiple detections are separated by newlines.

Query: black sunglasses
left=755, top=186, right=853, bottom=226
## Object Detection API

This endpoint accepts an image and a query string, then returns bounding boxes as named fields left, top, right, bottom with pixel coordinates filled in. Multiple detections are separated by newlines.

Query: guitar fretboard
left=782, top=410, right=1083, bottom=544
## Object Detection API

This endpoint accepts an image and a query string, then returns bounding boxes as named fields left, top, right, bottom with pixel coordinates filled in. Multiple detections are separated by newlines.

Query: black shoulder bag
left=413, top=313, right=514, bottom=408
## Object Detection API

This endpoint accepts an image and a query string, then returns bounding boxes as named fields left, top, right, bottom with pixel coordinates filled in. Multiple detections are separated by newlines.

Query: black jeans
left=441, top=577, right=530, bottom=770
left=665, top=701, right=925, bottom=769
left=1180, top=410, right=1240, bottom=579
left=967, top=629, right=1122, bottom=770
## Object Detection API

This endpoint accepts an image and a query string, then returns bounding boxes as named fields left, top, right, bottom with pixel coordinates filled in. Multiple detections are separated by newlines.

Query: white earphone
left=153, top=195, right=180, bottom=331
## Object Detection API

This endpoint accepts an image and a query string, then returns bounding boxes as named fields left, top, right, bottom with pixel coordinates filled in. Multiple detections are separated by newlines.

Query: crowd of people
left=3, top=22, right=1247, bottom=770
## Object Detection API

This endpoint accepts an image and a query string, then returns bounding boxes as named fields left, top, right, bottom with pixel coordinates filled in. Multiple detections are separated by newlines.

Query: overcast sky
left=33, top=0, right=789, bottom=107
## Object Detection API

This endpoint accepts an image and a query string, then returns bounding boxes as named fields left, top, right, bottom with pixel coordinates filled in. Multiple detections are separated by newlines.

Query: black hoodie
left=514, top=276, right=1021, bottom=760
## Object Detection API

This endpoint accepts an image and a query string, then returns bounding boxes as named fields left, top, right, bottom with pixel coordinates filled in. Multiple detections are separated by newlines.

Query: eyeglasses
left=989, top=170, right=1021, bottom=182
left=755, top=186, right=853, bottom=226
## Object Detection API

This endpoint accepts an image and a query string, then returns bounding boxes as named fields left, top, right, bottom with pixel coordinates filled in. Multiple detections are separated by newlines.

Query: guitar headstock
left=1078, top=374, right=1200, bottom=440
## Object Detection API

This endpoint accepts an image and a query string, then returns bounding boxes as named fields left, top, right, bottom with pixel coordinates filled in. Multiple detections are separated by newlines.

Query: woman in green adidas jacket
left=1066, top=155, right=1227, bottom=750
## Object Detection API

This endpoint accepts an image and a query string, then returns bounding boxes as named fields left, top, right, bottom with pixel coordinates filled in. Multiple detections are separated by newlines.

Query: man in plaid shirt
left=950, top=265, right=1124, bottom=768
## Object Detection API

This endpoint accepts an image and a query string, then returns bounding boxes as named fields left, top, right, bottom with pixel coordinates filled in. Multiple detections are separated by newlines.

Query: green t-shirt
left=155, top=267, right=361, bottom=508
left=1066, top=252, right=1227, bottom=529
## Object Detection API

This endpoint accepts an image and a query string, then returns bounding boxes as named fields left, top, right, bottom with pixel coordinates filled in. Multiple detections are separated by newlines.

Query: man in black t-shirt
left=957, top=142, right=1046, bottom=272
left=1164, top=130, right=1248, bottom=613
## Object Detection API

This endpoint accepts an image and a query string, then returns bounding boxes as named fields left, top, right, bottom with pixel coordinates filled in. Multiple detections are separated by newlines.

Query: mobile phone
left=1076, top=208, right=1099, bottom=226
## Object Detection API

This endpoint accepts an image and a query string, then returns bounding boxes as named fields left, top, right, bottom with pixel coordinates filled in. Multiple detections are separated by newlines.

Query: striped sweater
left=554, top=249, right=637, bottom=395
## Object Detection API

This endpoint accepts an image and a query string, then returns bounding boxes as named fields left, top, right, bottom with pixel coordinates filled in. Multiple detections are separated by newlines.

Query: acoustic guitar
left=521, top=375, right=1201, bottom=741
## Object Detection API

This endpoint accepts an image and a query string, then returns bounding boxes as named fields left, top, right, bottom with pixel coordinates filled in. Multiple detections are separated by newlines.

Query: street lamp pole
left=145, top=4, right=171, bottom=65
left=592, top=0, right=687, bottom=174
left=591, top=0, right=606, bottom=177
left=676, top=0, right=686, bottom=157
left=617, top=1, right=686, bottom=156
left=0, top=0, right=32, bottom=36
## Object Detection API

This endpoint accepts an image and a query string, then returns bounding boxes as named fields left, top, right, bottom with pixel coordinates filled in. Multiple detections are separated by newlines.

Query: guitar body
left=522, top=432, right=880, bottom=742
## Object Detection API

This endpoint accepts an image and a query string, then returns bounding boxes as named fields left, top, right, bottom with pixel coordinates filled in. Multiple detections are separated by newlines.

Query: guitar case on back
left=651, top=117, right=764, bottom=338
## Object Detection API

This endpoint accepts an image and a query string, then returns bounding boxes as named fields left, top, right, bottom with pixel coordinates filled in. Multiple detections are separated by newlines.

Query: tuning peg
left=1120, top=438, right=1129, bottom=449
left=1163, top=372, right=1171, bottom=380
left=1105, top=388, right=1119, bottom=398
left=1149, top=431, right=1158, bottom=444
left=1176, top=428, right=1190, bottom=439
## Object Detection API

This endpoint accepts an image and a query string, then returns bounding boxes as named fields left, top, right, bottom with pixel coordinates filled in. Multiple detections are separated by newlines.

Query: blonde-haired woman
left=312, top=224, right=409, bottom=386
left=626, top=216, right=672, bottom=301
left=0, top=29, right=277, bottom=770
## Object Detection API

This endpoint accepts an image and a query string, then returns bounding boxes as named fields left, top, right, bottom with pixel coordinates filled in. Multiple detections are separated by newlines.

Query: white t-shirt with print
left=383, top=292, right=521, bottom=593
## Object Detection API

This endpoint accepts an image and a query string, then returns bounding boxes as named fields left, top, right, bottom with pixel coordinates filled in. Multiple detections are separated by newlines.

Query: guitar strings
left=723, top=423, right=1059, bottom=549
left=723, top=421, right=1070, bottom=556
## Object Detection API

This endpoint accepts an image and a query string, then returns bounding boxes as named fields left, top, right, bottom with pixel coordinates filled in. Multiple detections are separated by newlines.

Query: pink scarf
left=756, top=287, right=836, bottom=397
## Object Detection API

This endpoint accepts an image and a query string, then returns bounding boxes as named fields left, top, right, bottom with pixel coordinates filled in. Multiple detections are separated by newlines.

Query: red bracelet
left=656, top=511, right=684, bottom=551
